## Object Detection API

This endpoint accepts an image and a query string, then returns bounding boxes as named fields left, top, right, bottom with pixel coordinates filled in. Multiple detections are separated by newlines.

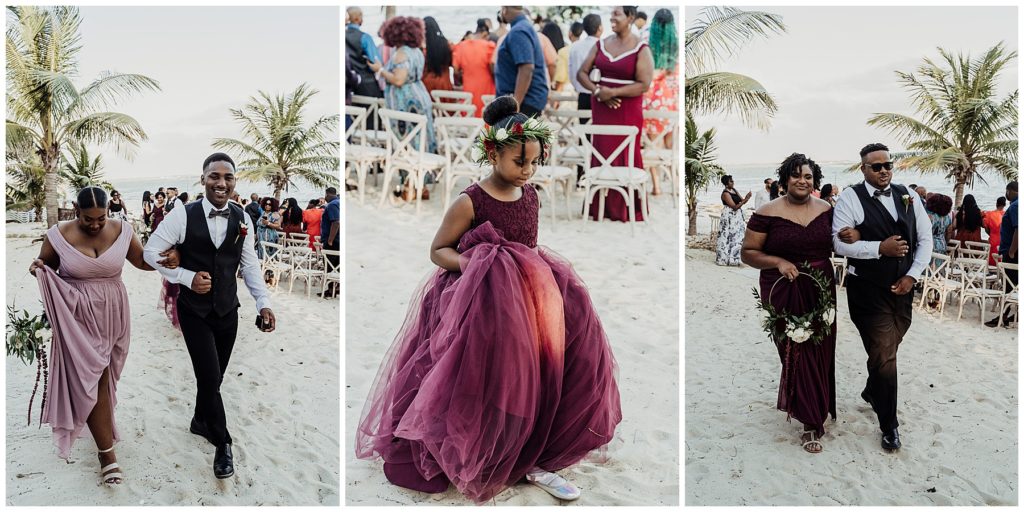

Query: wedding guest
left=368, top=15, right=435, bottom=155
left=302, top=199, right=322, bottom=249
left=141, top=191, right=155, bottom=227
left=422, top=16, right=454, bottom=95
left=633, top=10, right=649, bottom=41
left=983, top=196, right=1006, bottom=265
left=494, top=6, right=549, bottom=118
left=716, top=175, right=751, bottom=266
left=754, top=178, right=773, bottom=209
left=769, top=181, right=781, bottom=200
left=742, top=152, right=837, bottom=453
left=346, top=7, right=384, bottom=101
left=925, top=193, right=954, bottom=255
left=321, top=187, right=341, bottom=298
left=245, top=192, right=261, bottom=227
left=951, top=194, right=984, bottom=244
left=577, top=5, right=654, bottom=222
left=453, top=22, right=497, bottom=117
left=107, top=190, right=128, bottom=221
left=541, top=21, right=569, bottom=90
left=256, top=197, right=281, bottom=259
left=280, top=197, right=304, bottom=237
left=30, top=186, right=178, bottom=485
left=642, top=8, right=679, bottom=149
left=820, top=184, right=836, bottom=206
left=569, top=14, right=602, bottom=111
left=987, top=180, right=1018, bottom=327
left=151, top=191, right=167, bottom=231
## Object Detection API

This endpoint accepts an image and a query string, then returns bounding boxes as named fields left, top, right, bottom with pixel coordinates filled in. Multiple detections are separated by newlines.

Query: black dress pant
left=846, top=275, right=913, bottom=433
left=178, top=304, right=239, bottom=445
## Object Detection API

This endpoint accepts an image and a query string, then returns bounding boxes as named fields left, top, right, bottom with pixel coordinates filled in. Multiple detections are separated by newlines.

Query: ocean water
left=93, top=175, right=328, bottom=210
left=695, top=162, right=1012, bottom=212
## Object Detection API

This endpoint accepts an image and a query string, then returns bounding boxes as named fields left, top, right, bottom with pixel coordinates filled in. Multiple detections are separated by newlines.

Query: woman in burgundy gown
left=741, top=154, right=838, bottom=453
left=356, top=97, right=621, bottom=502
left=575, top=6, right=654, bottom=222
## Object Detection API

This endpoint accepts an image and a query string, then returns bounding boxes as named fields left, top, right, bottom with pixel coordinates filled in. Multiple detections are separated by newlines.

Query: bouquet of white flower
left=751, top=264, right=836, bottom=346
left=6, top=304, right=52, bottom=426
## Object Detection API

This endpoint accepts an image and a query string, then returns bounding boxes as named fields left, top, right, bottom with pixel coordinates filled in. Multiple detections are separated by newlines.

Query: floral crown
left=470, top=116, right=555, bottom=165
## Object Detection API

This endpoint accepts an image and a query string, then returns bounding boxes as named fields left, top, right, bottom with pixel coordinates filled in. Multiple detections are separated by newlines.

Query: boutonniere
left=901, top=194, right=914, bottom=212
left=235, top=223, right=248, bottom=244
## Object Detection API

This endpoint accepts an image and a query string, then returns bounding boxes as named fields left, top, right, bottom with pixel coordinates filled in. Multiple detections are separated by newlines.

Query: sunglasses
left=864, top=161, right=894, bottom=172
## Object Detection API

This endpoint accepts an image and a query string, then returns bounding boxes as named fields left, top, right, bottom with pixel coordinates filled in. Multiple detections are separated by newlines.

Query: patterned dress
left=384, top=45, right=436, bottom=154
left=715, top=189, right=746, bottom=266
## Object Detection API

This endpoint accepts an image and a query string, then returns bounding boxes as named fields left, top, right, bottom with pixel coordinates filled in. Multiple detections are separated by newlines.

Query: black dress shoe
left=881, top=428, right=901, bottom=452
left=214, top=443, right=234, bottom=479
left=190, top=417, right=213, bottom=444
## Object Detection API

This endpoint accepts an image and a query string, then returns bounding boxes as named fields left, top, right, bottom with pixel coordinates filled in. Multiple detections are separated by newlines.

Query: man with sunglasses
left=831, top=142, right=932, bottom=453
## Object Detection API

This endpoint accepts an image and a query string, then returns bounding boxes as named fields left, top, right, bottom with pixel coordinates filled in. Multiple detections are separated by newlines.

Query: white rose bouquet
left=751, top=264, right=837, bottom=346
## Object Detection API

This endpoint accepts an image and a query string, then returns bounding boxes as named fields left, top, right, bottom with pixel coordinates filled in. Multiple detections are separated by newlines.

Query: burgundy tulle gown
left=35, top=220, right=133, bottom=459
left=748, top=211, right=837, bottom=436
left=356, top=183, right=622, bottom=502
left=588, top=37, right=648, bottom=222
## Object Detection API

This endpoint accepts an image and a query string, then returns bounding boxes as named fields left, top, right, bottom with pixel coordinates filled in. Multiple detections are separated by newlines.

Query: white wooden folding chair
left=350, top=95, right=387, bottom=147
left=963, top=240, right=989, bottom=252
left=830, top=256, right=847, bottom=288
left=435, top=116, right=486, bottom=211
left=287, top=246, right=322, bottom=297
left=431, top=90, right=473, bottom=105
left=345, top=105, right=388, bottom=204
left=321, top=249, right=341, bottom=298
left=529, top=120, right=576, bottom=223
left=956, top=257, right=1003, bottom=323
left=259, top=241, right=290, bottom=290
left=481, top=94, right=496, bottom=108
left=996, top=262, right=1018, bottom=327
left=641, top=110, right=680, bottom=205
left=546, top=109, right=591, bottom=169
left=377, top=108, right=448, bottom=215
left=432, top=101, right=476, bottom=120
left=576, top=123, right=650, bottom=235
left=919, top=252, right=961, bottom=318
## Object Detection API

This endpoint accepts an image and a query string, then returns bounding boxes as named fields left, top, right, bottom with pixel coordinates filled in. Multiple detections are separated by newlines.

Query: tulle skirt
left=355, top=222, right=621, bottom=502
left=159, top=278, right=181, bottom=332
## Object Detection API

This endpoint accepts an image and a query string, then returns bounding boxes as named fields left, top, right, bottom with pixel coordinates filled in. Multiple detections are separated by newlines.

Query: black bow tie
left=873, top=188, right=892, bottom=198
left=208, top=208, right=230, bottom=219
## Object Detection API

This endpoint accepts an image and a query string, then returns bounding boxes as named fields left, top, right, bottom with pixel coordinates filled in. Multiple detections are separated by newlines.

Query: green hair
left=649, top=12, right=677, bottom=71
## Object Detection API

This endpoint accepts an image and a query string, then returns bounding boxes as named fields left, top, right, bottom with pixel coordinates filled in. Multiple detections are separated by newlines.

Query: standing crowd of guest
left=345, top=6, right=678, bottom=219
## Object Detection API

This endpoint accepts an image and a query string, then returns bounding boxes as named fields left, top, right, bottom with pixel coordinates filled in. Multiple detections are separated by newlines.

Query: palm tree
left=867, top=43, right=1018, bottom=207
left=6, top=146, right=47, bottom=222
left=6, top=6, right=160, bottom=227
left=685, top=113, right=726, bottom=236
left=213, top=83, right=340, bottom=201
left=685, top=6, right=785, bottom=129
left=61, top=142, right=112, bottom=193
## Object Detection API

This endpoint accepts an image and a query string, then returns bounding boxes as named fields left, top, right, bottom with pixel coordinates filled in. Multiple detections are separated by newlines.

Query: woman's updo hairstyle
left=76, top=186, right=107, bottom=210
left=720, top=174, right=733, bottom=187
left=482, top=95, right=528, bottom=130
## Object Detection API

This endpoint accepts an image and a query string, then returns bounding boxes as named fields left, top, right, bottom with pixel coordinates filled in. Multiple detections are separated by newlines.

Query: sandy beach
left=345, top=188, right=680, bottom=505
left=684, top=246, right=1018, bottom=506
left=5, top=222, right=340, bottom=506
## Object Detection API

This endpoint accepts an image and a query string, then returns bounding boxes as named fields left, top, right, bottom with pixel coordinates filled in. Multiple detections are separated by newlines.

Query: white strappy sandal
left=97, top=445, right=123, bottom=486
left=801, top=430, right=823, bottom=454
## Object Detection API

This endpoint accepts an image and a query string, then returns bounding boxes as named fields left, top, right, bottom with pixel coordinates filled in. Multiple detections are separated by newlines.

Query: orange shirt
left=303, top=208, right=322, bottom=246
left=453, top=38, right=496, bottom=117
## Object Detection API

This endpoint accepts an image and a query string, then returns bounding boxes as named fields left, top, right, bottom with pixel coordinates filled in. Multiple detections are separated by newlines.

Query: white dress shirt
left=568, top=35, right=599, bottom=94
left=754, top=188, right=771, bottom=210
left=143, top=197, right=271, bottom=313
left=832, top=181, right=933, bottom=281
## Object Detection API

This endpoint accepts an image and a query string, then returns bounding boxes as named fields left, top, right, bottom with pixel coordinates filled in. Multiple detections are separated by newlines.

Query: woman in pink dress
left=576, top=6, right=654, bottom=222
left=30, top=186, right=178, bottom=486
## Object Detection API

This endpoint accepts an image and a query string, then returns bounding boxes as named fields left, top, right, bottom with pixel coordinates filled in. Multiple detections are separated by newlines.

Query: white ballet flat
left=97, top=445, right=123, bottom=486
left=525, top=469, right=581, bottom=501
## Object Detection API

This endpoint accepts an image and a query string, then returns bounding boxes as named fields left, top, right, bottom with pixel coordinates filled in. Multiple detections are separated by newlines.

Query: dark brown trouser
left=846, top=275, right=913, bottom=433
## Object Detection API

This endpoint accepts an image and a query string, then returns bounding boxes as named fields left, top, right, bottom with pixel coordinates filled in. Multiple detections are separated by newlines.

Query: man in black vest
left=143, top=153, right=276, bottom=479
left=832, top=143, right=932, bottom=452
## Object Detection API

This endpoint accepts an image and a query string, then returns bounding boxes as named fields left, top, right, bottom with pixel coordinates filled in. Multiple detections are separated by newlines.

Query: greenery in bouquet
left=6, top=304, right=52, bottom=426
left=751, top=263, right=835, bottom=346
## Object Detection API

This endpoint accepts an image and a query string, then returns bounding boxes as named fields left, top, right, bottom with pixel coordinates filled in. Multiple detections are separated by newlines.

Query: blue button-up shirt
left=347, top=23, right=381, bottom=64
left=495, top=14, right=548, bottom=112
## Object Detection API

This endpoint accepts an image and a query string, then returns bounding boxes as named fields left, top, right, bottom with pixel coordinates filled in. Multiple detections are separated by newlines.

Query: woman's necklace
left=785, top=194, right=814, bottom=225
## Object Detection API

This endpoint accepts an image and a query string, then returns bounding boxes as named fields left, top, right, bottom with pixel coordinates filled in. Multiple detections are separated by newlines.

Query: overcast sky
left=71, top=7, right=339, bottom=179
left=687, top=6, right=1018, bottom=165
